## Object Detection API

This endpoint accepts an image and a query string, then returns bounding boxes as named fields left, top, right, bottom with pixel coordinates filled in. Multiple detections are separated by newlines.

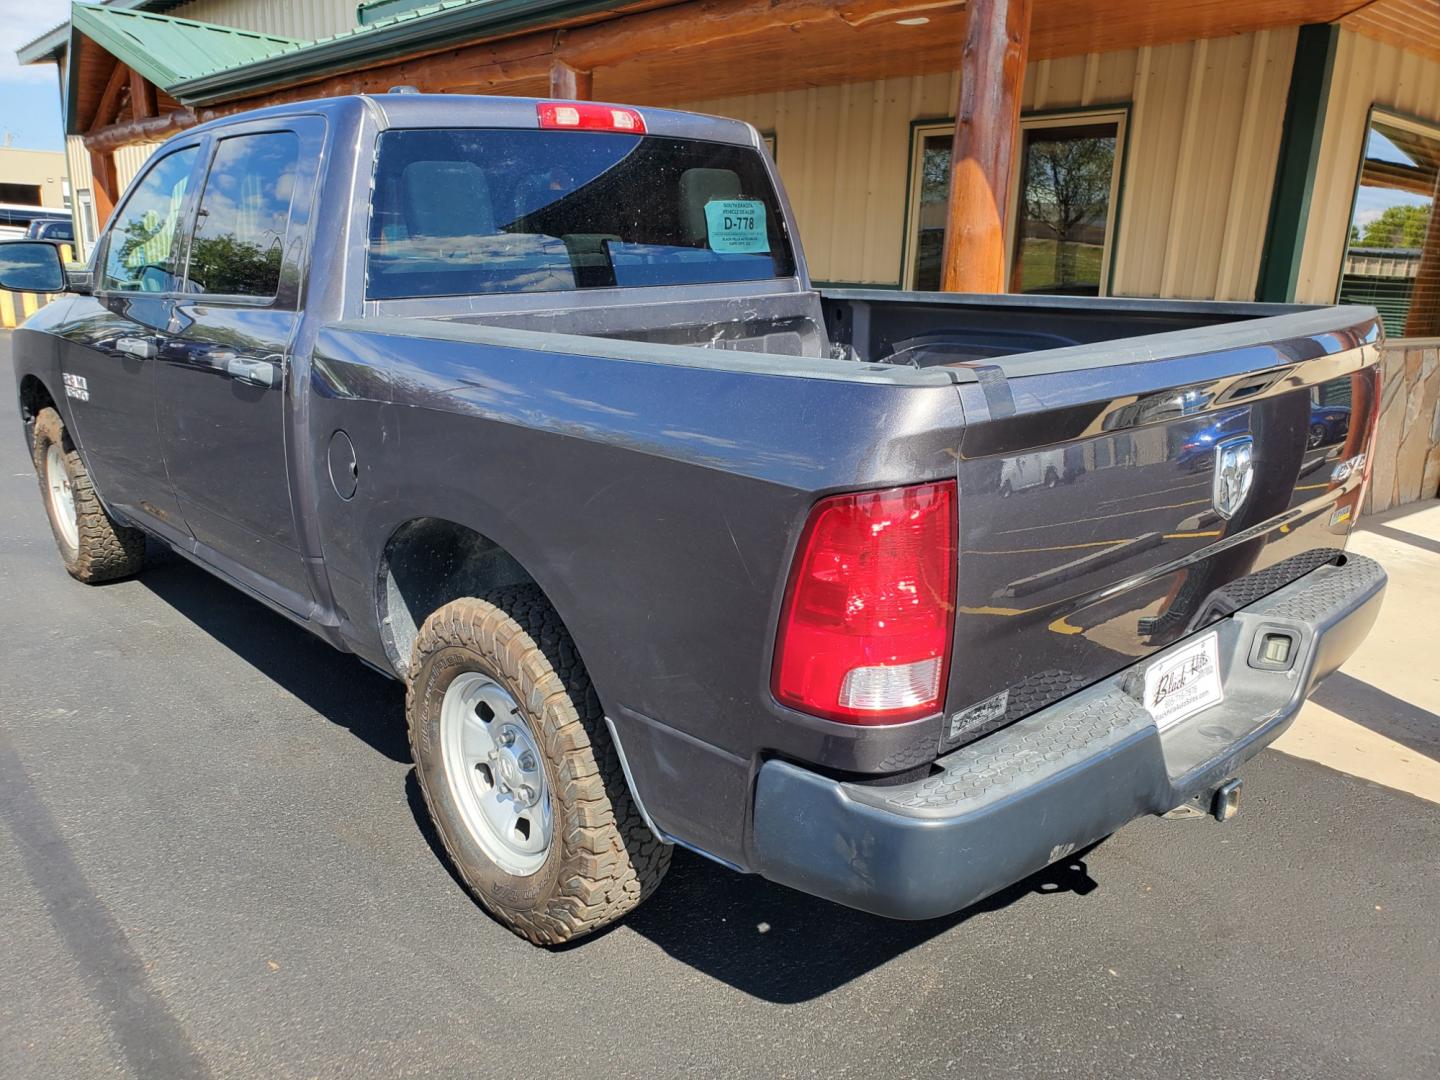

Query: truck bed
left=339, top=287, right=1380, bottom=770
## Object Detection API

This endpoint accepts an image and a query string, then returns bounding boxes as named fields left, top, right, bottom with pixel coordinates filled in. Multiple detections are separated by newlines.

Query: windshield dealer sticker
left=704, top=199, right=770, bottom=253
left=1143, top=632, right=1223, bottom=731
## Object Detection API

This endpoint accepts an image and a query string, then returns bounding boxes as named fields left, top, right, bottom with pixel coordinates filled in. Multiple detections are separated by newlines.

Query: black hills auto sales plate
left=1143, top=632, right=1223, bottom=730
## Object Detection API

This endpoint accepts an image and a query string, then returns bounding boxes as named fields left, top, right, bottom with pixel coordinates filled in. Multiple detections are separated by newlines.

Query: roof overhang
left=15, top=22, right=69, bottom=64
left=26, top=0, right=1440, bottom=153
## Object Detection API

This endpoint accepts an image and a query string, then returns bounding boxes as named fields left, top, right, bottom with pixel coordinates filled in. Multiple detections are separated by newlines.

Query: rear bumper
left=750, top=553, right=1387, bottom=920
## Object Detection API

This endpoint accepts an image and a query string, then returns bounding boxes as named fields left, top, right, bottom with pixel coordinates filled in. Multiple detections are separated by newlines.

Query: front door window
left=99, top=148, right=198, bottom=293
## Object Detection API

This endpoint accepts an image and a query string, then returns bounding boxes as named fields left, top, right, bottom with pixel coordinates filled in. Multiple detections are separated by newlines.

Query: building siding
left=686, top=29, right=1297, bottom=299
left=0, top=148, right=69, bottom=207
left=168, top=0, right=358, bottom=41
left=1298, top=29, right=1440, bottom=309
left=64, top=136, right=94, bottom=258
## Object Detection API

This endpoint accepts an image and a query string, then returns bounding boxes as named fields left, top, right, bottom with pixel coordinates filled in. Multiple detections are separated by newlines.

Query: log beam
left=548, top=57, right=593, bottom=100
left=939, top=0, right=1032, bottom=293
left=83, top=109, right=202, bottom=153
left=90, top=61, right=129, bottom=133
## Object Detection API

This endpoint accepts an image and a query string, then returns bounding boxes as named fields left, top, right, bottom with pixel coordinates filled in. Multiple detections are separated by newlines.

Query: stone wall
left=1367, top=340, right=1440, bottom=515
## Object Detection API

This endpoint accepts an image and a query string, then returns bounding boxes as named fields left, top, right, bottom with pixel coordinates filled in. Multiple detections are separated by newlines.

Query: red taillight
left=772, top=480, right=957, bottom=725
left=536, top=102, right=646, bottom=133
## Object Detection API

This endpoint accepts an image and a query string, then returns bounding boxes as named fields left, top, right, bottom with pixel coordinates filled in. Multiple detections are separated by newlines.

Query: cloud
left=0, top=0, right=74, bottom=83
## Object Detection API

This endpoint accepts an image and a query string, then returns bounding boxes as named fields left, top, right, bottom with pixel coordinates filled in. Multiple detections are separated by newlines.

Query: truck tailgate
left=940, top=310, right=1381, bottom=748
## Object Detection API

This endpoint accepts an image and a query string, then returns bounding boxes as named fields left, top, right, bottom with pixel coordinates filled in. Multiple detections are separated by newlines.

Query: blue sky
left=1352, top=125, right=1435, bottom=228
left=0, top=0, right=77, bottom=152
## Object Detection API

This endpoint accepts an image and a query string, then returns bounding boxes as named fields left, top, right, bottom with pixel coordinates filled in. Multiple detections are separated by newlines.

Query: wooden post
left=1404, top=213, right=1440, bottom=338
left=129, top=69, right=157, bottom=121
left=89, top=149, right=119, bottom=229
left=548, top=58, right=592, bottom=100
left=938, top=0, right=1032, bottom=293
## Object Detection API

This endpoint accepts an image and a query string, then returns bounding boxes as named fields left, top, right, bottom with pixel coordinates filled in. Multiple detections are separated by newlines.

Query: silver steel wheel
left=439, top=671, right=553, bottom=876
left=44, top=442, right=79, bottom=553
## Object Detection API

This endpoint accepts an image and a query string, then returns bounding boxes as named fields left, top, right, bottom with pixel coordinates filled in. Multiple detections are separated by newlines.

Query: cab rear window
left=366, top=128, right=795, bottom=299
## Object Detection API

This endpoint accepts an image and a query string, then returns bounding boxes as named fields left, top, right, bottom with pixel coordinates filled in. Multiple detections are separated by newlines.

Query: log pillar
left=1404, top=212, right=1440, bottom=338
left=89, top=149, right=119, bottom=229
left=549, top=58, right=593, bottom=100
left=938, top=0, right=1033, bottom=293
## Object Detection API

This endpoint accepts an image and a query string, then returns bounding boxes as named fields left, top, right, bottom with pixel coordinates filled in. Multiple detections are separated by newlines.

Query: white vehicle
left=1000, top=448, right=1070, bottom=496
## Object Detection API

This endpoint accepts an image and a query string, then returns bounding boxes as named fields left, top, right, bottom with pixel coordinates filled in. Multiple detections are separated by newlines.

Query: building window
left=0, top=183, right=43, bottom=205
left=1339, top=110, right=1440, bottom=339
left=904, top=109, right=1126, bottom=293
left=76, top=190, right=97, bottom=253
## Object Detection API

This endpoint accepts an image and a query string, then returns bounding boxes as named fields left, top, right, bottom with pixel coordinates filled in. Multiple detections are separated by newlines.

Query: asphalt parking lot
left=2, top=331, right=1437, bottom=1079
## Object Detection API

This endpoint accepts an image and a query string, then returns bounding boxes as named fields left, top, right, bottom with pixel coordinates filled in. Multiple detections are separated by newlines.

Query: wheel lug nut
left=518, top=751, right=536, bottom=771
left=498, top=729, right=516, bottom=747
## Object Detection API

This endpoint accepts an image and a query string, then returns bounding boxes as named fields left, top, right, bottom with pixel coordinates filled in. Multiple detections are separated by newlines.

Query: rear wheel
left=31, top=407, right=145, bottom=583
left=407, top=586, right=670, bottom=944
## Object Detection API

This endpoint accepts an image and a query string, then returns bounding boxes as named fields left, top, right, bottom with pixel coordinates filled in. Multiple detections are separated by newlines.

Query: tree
left=1021, top=133, right=1114, bottom=286
left=1358, top=202, right=1432, bottom=249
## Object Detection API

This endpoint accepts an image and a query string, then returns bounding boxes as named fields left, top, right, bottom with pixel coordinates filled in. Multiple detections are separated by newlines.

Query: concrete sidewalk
left=1274, top=499, right=1440, bottom=803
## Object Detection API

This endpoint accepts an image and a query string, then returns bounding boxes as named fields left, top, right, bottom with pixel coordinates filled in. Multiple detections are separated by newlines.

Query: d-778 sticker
left=62, top=373, right=89, bottom=402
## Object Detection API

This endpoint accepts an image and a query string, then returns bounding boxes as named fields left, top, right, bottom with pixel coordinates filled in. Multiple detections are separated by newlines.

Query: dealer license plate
left=1143, top=632, right=1223, bottom=731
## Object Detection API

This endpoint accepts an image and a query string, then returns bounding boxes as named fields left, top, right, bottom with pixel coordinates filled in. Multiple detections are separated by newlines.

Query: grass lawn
left=1016, top=237, right=1103, bottom=293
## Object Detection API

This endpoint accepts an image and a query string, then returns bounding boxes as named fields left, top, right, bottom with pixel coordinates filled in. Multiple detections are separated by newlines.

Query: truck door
left=153, top=118, right=324, bottom=613
left=53, top=143, right=204, bottom=538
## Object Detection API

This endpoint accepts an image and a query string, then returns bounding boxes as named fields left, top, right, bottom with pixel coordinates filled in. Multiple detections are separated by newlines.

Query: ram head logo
left=1212, top=435, right=1255, bottom=520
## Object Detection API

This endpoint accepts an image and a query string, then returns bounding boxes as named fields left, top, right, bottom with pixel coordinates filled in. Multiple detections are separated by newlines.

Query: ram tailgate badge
left=1213, top=435, right=1255, bottom=520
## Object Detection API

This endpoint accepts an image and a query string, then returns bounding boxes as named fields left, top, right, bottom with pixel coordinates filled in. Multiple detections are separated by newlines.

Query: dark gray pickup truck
left=1, top=94, right=1387, bottom=944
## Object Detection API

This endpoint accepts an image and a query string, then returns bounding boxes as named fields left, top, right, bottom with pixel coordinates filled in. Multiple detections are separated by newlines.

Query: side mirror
left=0, top=240, right=68, bottom=293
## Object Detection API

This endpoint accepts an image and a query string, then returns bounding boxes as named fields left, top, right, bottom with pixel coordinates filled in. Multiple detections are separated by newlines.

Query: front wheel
left=407, top=586, right=670, bottom=944
left=31, top=407, right=145, bottom=583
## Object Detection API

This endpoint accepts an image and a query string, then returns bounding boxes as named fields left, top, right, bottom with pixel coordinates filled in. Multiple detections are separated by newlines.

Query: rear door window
left=367, top=128, right=795, bottom=299
left=184, top=132, right=300, bottom=299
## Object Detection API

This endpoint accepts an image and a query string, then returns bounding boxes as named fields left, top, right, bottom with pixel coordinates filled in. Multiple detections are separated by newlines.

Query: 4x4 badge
left=1212, top=435, right=1254, bottom=520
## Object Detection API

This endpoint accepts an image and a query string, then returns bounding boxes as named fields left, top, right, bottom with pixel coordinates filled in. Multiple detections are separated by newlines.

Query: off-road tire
left=32, top=407, right=146, bottom=583
left=407, top=586, right=670, bottom=944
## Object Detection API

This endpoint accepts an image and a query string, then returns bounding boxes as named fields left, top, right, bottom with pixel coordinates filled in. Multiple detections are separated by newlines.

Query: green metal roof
left=70, top=3, right=304, bottom=87
left=62, top=2, right=306, bottom=134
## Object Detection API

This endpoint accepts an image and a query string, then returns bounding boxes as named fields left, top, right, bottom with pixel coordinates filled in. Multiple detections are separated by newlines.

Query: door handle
left=225, top=356, right=278, bottom=389
left=116, top=336, right=156, bottom=359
